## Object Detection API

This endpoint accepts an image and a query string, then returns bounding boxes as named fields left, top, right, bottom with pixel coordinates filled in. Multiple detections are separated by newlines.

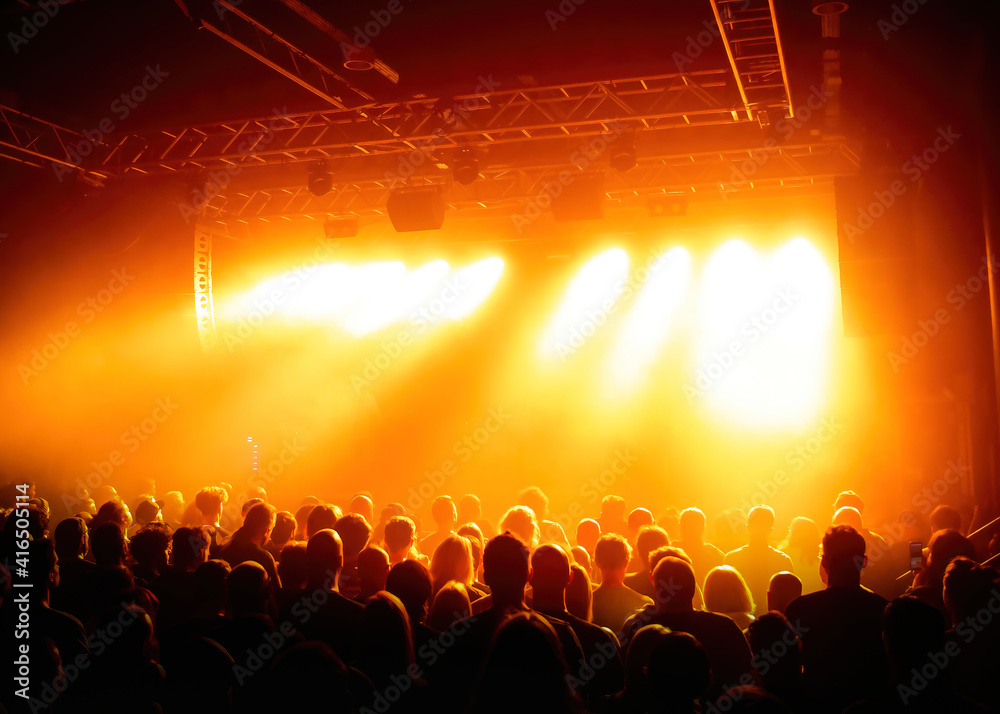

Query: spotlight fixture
left=341, top=43, right=376, bottom=71
left=307, top=162, right=333, bottom=197
left=609, top=133, right=637, bottom=172
left=452, top=148, right=479, bottom=185
left=648, top=194, right=688, bottom=218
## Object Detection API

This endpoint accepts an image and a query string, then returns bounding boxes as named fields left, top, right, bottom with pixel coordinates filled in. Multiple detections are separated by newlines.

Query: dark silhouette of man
left=784, top=525, right=888, bottom=713
left=724, top=505, right=793, bottom=616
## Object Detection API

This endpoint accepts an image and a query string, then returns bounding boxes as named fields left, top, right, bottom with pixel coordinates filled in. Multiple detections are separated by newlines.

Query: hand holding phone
left=909, top=542, right=923, bottom=571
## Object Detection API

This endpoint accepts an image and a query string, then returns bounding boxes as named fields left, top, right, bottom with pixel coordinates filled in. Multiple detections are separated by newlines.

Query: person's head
left=820, top=525, right=867, bottom=586
left=783, top=516, right=821, bottom=558
left=930, top=505, right=962, bottom=534
left=746, top=612, right=802, bottom=686
left=483, top=532, right=529, bottom=605
left=357, top=591, right=414, bottom=688
left=678, top=507, right=707, bottom=543
left=576, top=518, right=601, bottom=553
left=651, top=556, right=697, bottom=611
left=832, top=506, right=863, bottom=532
left=627, top=508, right=655, bottom=538
left=571, top=546, right=591, bottom=573
left=385, top=560, right=432, bottom=625
left=172, top=526, right=210, bottom=571
left=882, top=595, right=945, bottom=676
left=600, top=495, right=627, bottom=523
left=746, top=505, right=775, bottom=541
left=229, top=561, right=270, bottom=617
left=499, top=505, right=539, bottom=549
left=241, top=497, right=265, bottom=520
left=457, top=523, right=484, bottom=573
left=431, top=496, right=457, bottom=531
left=427, top=580, right=472, bottom=631
left=306, top=505, right=338, bottom=539
left=278, top=543, right=309, bottom=589
left=160, top=491, right=185, bottom=524
left=704, top=565, right=754, bottom=615
left=350, top=494, right=375, bottom=527
left=130, top=522, right=172, bottom=573
left=294, top=504, right=317, bottom=540
left=194, top=559, right=230, bottom=615
left=92, top=522, right=128, bottom=567
left=134, top=498, right=161, bottom=527
left=195, top=487, right=228, bottom=522
left=565, top=563, right=592, bottom=621
left=648, top=545, right=692, bottom=573
left=623, top=624, right=670, bottom=704
left=54, top=517, right=88, bottom=560
left=943, top=556, right=998, bottom=626
left=93, top=500, right=130, bottom=531
left=270, top=511, right=296, bottom=548
left=530, top=543, right=571, bottom=597
left=430, top=535, right=474, bottom=592
left=648, top=631, right=712, bottom=708
left=458, top=494, right=482, bottom=524
left=767, top=571, right=802, bottom=614
left=634, top=525, right=670, bottom=570
left=306, top=529, right=343, bottom=588
left=833, top=490, right=864, bottom=515
left=357, top=546, right=390, bottom=595
left=926, top=528, right=976, bottom=582
left=242, top=503, right=276, bottom=544
left=594, top=533, right=631, bottom=576
left=517, top=486, right=550, bottom=521
left=334, top=512, right=372, bottom=563
left=27, top=538, right=58, bottom=601
left=384, top=516, right=417, bottom=555
left=474, top=612, right=577, bottom=713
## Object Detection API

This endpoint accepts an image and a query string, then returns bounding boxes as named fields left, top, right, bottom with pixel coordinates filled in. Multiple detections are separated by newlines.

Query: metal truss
left=196, top=139, right=862, bottom=222
left=709, top=0, right=793, bottom=122
left=60, top=70, right=743, bottom=176
left=0, top=104, right=108, bottom=184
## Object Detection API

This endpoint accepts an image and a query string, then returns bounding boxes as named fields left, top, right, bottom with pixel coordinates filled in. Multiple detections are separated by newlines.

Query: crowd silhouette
left=1, top=482, right=998, bottom=713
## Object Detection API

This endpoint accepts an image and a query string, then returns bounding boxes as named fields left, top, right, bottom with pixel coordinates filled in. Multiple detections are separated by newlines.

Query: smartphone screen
left=909, top=542, right=923, bottom=570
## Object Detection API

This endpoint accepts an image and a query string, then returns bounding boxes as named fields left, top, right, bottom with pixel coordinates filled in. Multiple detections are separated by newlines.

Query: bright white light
left=608, top=247, right=691, bottom=389
left=539, top=248, right=630, bottom=360
left=692, top=238, right=835, bottom=429
left=344, top=260, right=450, bottom=336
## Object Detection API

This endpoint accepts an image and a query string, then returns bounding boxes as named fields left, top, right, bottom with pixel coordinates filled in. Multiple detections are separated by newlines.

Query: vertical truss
left=709, top=0, right=793, bottom=122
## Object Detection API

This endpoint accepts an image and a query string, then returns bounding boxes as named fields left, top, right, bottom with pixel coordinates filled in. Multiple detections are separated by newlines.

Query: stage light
left=539, top=248, right=630, bottom=360
left=308, top=162, right=334, bottom=197
left=648, top=194, right=688, bottom=217
left=452, top=148, right=479, bottom=185
left=344, top=260, right=450, bottom=336
left=694, top=238, right=835, bottom=429
left=607, top=247, right=691, bottom=389
left=439, top=257, right=505, bottom=321
left=324, top=216, right=359, bottom=239
left=609, top=134, right=637, bottom=172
